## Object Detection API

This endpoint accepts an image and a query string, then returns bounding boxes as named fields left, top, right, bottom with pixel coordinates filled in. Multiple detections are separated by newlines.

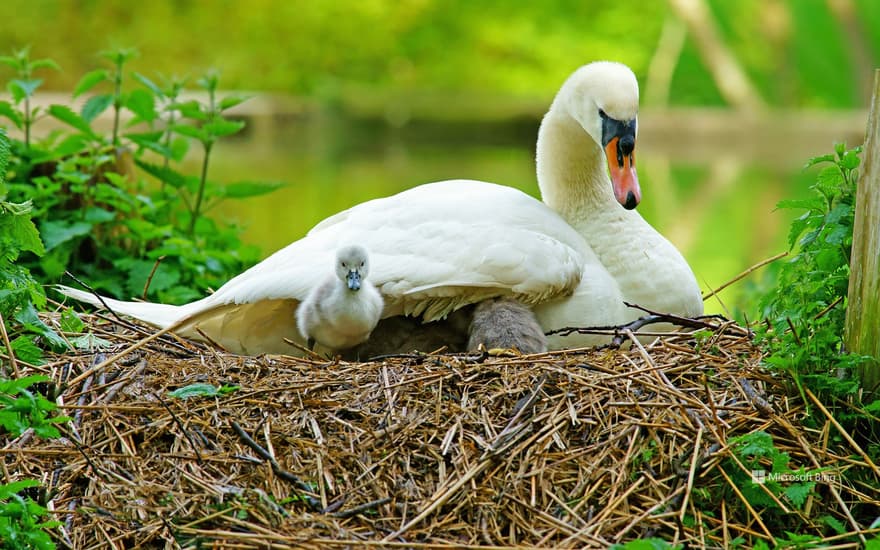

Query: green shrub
left=0, top=47, right=283, bottom=306
left=755, top=143, right=871, bottom=401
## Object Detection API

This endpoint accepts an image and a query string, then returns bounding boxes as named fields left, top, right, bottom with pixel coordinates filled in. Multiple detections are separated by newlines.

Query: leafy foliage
left=0, top=48, right=283, bottom=306
left=0, top=480, right=58, bottom=550
left=723, top=431, right=820, bottom=511
left=0, top=375, right=68, bottom=548
left=0, top=375, right=69, bottom=439
left=756, top=143, right=870, bottom=400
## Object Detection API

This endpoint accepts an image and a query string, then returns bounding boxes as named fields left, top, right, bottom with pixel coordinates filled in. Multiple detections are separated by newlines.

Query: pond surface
left=207, top=114, right=864, bottom=316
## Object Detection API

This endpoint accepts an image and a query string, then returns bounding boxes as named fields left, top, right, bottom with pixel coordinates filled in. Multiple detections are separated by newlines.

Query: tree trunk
left=846, top=69, right=880, bottom=395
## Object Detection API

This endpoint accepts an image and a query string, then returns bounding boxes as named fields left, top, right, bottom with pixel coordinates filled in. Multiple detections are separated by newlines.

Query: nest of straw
left=7, top=313, right=879, bottom=548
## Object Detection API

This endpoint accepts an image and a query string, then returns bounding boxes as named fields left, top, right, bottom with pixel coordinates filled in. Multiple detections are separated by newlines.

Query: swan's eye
left=598, top=108, right=607, bottom=119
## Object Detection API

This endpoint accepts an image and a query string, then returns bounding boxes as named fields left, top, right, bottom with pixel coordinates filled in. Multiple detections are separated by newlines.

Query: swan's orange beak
left=605, top=137, right=641, bottom=210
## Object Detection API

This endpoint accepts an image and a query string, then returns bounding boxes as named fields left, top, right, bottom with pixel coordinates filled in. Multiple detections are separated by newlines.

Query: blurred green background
left=3, top=0, right=878, bottom=314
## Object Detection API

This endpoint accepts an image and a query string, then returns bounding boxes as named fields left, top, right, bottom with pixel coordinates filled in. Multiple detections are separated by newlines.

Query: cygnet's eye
left=360, top=261, right=365, bottom=268
left=341, top=262, right=346, bottom=268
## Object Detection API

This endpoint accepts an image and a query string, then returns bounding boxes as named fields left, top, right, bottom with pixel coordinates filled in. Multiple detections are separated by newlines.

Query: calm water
left=208, top=115, right=862, bottom=316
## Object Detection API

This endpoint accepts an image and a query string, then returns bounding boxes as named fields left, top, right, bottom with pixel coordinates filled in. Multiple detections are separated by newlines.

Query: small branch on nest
left=546, top=302, right=733, bottom=347
left=141, top=256, right=166, bottom=301
left=282, top=337, right=325, bottom=361
left=0, top=311, right=19, bottom=378
left=194, top=327, right=228, bottom=353
left=62, top=271, right=193, bottom=356
left=331, top=496, right=392, bottom=519
left=157, top=394, right=204, bottom=463
left=229, top=420, right=321, bottom=511
left=739, top=379, right=773, bottom=416
left=702, top=251, right=787, bottom=302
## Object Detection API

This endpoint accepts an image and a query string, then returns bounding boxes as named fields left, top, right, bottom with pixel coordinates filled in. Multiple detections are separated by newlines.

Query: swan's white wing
left=201, top=180, right=587, bottom=320
left=59, top=180, right=589, bottom=354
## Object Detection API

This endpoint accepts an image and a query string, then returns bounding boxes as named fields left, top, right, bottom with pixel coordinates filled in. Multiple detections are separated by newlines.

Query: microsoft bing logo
left=751, top=469, right=835, bottom=484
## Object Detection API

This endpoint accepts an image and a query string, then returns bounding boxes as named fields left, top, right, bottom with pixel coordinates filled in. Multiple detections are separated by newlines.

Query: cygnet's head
left=335, top=244, right=370, bottom=291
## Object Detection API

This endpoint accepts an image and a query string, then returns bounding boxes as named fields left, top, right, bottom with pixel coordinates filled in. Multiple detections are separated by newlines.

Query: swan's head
left=558, top=61, right=641, bottom=209
left=336, top=244, right=370, bottom=291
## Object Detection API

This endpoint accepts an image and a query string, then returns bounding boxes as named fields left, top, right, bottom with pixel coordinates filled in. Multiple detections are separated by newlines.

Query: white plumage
left=58, top=61, right=703, bottom=355
left=295, top=245, right=383, bottom=352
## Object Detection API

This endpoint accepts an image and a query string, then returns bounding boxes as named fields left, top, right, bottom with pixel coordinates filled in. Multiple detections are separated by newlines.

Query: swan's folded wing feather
left=59, top=180, right=590, bottom=352
left=208, top=180, right=588, bottom=321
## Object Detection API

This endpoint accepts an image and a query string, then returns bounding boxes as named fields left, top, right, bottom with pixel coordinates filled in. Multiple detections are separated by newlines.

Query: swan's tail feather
left=55, top=285, right=186, bottom=329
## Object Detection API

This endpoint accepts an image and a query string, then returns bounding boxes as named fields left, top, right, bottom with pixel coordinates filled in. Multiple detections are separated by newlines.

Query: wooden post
left=846, top=69, right=880, bottom=395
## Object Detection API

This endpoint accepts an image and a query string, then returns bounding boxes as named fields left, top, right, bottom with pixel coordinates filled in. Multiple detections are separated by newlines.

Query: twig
left=64, top=271, right=130, bottom=327
left=546, top=302, right=732, bottom=345
left=229, top=420, right=321, bottom=511
left=805, top=389, right=880, bottom=479
left=157, top=394, right=203, bottom=463
left=282, top=337, right=324, bottom=360
left=0, top=311, right=19, bottom=378
left=739, top=379, right=773, bottom=415
left=194, top=327, right=228, bottom=353
left=813, top=296, right=844, bottom=320
left=678, top=427, right=703, bottom=524
left=142, top=255, right=166, bottom=300
left=702, top=251, right=788, bottom=301
left=331, top=497, right=392, bottom=519
left=67, top=320, right=184, bottom=387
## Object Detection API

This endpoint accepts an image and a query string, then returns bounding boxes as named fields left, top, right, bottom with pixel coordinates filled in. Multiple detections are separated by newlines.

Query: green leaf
left=134, top=158, right=190, bottom=189
left=8, top=78, right=42, bottom=100
left=132, top=72, right=162, bottom=96
left=0, top=100, right=24, bottom=128
left=39, top=219, right=92, bottom=251
left=10, top=336, right=45, bottom=365
left=83, top=206, right=117, bottom=224
left=203, top=118, right=245, bottom=138
left=30, top=58, right=61, bottom=72
left=168, top=383, right=222, bottom=400
left=81, top=93, right=114, bottom=122
left=169, top=136, right=190, bottom=161
left=815, top=165, right=843, bottom=197
left=48, top=133, right=92, bottom=158
left=783, top=482, right=815, bottom=508
left=3, top=207, right=45, bottom=256
left=0, top=479, right=41, bottom=500
left=59, top=308, right=85, bottom=333
left=47, top=104, right=97, bottom=137
left=171, top=123, right=208, bottom=141
left=15, top=303, right=68, bottom=351
left=219, top=180, right=285, bottom=199
left=819, top=514, right=846, bottom=535
left=69, top=333, right=113, bottom=351
left=73, top=69, right=109, bottom=98
left=172, top=100, right=208, bottom=120
left=126, top=88, right=157, bottom=122
left=219, top=94, right=251, bottom=111
left=803, top=153, right=835, bottom=169
left=0, top=127, right=8, bottom=180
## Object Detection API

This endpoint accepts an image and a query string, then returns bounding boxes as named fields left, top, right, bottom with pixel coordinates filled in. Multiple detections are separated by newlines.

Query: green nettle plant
left=0, top=47, right=284, bottom=307
left=756, top=144, right=871, bottom=401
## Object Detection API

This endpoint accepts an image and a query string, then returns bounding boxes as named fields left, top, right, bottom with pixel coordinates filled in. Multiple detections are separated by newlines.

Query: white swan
left=58, top=61, right=702, bottom=355
left=295, top=244, right=383, bottom=351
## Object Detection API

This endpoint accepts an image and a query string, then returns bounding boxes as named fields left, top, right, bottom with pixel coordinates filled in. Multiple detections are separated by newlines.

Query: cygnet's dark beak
left=346, top=270, right=362, bottom=291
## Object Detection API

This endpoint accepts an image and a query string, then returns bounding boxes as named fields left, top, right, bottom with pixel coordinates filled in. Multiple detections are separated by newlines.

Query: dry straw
left=7, top=312, right=879, bottom=548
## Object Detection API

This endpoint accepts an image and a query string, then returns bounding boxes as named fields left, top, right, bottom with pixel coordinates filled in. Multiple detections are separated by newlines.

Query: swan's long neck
left=536, top=110, right=626, bottom=234
left=535, top=108, right=702, bottom=317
